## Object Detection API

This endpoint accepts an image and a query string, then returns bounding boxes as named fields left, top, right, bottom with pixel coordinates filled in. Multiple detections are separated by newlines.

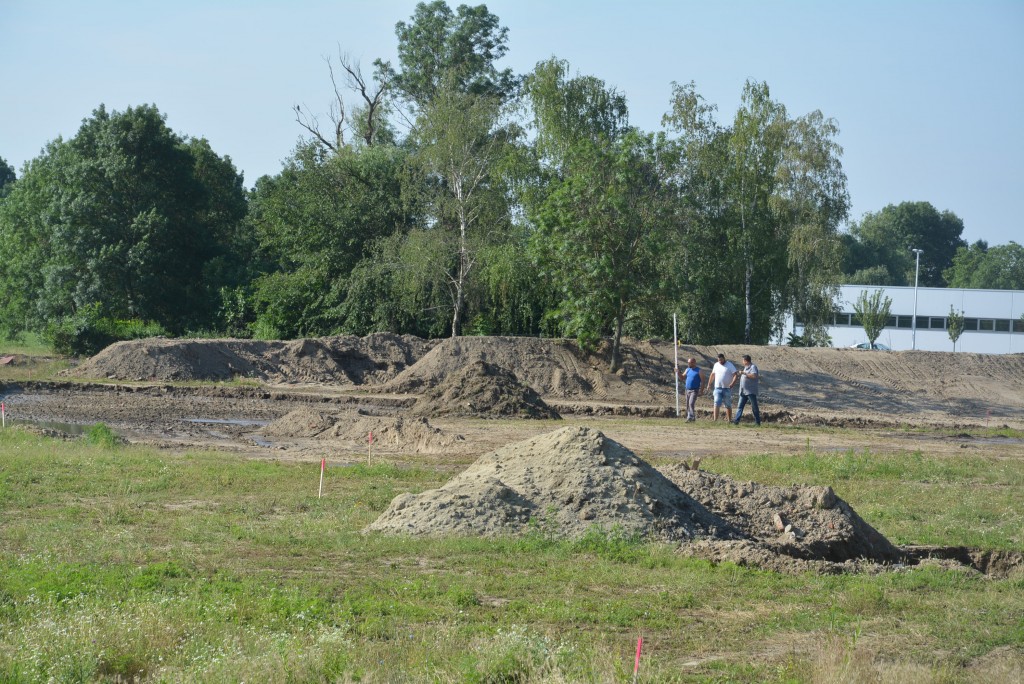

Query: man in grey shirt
left=732, top=354, right=761, bottom=426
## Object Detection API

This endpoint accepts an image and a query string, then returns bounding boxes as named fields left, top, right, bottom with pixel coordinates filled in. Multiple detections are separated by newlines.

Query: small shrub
left=85, top=423, right=119, bottom=449
left=43, top=304, right=167, bottom=356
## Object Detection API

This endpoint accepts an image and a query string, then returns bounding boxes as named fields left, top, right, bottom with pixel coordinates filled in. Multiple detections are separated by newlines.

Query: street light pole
left=911, top=248, right=923, bottom=350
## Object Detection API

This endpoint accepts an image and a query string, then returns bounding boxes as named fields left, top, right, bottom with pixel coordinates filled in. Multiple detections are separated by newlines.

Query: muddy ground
left=1, top=335, right=1022, bottom=576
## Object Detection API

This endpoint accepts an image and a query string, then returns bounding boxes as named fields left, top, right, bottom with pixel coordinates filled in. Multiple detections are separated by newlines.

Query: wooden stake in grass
left=368, top=430, right=373, bottom=465
left=1, top=401, right=5, bottom=428
left=318, top=457, right=325, bottom=499
left=633, top=634, right=643, bottom=683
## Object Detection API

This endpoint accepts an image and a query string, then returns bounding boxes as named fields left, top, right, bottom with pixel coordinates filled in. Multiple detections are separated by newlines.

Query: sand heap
left=661, top=467, right=903, bottom=564
left=326, top=415, right=465, bottom=453
left=69, top=334, right=436, bottom=384
left=260, top=408, right=463, bottom=453
left=382, top=336, right=675, bottom=404
left=365, top=426, right=735, bottom=540
left=260, top=407, right=338, bottom=438
left=410, top=360, right=561, bottom=419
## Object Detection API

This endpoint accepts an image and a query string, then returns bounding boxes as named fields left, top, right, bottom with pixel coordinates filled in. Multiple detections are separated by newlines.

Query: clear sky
left=3, top=1, right=1022, bottom=246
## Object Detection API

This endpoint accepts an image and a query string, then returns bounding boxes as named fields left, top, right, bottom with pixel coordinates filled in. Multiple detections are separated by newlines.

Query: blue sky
left=2, top=1, right=1021, bottom=246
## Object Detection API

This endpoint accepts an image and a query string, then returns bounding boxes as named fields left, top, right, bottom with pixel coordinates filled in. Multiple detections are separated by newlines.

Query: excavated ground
left=2, top=334, right=1022, bottom=575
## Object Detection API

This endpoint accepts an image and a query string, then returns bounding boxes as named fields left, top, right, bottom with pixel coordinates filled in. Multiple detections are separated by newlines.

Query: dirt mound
left=365, top=426, right=736, bottom=540
left=260, top=409, right=462, bottom=453
left=326, top=415, right=465, bottom=453
left=678, top=539, right=872, bottom=575
left=67, top=333, right=1024, bottom=428
left=382, top=336, right=674, bottom=404
left=670, top=344, right=1024, bottom=427
left=660, top=467, right=903, bottom=563
left=261, top=407, right=337, bottom=438
left=410, top=360, right=560, bottom=419
left=69, top=334, right=436, bottom=385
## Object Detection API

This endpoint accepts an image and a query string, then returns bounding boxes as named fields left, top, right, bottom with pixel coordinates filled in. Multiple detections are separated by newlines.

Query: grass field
left=0, top=425, right=1022, bottom=683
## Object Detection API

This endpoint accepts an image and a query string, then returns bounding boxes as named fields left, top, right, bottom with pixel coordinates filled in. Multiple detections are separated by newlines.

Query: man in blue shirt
left=678, top=357, right=703, bottom=422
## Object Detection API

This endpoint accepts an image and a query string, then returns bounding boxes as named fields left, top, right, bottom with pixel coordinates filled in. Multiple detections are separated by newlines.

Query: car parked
left=849, top=342, right=891, bottom=350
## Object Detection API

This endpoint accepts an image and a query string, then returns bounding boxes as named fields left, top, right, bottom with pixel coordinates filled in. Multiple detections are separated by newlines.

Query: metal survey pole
left=912, top=248, right=923, bottom=350
left=673, top=313, right=679, bottom=417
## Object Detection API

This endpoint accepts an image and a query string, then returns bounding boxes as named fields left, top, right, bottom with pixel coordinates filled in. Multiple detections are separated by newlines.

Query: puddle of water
left=6, top=419, right=97, bottom=436
left=184, top=418, right=269, bottom=427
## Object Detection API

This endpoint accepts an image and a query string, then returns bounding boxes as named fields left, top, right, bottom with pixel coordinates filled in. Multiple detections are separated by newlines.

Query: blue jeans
left=734, top=393, right=760, bottom=425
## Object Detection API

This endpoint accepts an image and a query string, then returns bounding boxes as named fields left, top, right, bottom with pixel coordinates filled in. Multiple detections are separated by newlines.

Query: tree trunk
left=744, top=260, right=753, bottom=344
left=451, top=207, right=469, bottom=337
left=610, top=303, right=625, bottom=373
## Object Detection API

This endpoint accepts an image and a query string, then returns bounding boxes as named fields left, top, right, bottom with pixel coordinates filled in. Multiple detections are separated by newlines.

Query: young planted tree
left=852, top=289, right=892, bottom=348
left=947, top=307, right=965, bottom=351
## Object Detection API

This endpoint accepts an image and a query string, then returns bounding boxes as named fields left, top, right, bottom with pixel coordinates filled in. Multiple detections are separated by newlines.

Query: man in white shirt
left=704, top=353, right=737, bottom=422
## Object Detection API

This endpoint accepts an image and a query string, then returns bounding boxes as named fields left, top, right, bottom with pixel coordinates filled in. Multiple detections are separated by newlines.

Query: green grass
left=0, top=332, right=51, bottom=357
left=0, top=427, right=1021, bottom=682
left=0, top=332, right=70, bottom=382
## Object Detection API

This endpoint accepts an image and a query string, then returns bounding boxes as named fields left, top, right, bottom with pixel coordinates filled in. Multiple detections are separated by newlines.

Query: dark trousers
left=735, top=393, right=760, bottom=425
left=685, top=389, right=699, bottom=420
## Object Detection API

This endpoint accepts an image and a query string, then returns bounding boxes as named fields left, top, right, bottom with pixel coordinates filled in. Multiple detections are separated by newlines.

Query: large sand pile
left=410, top=360, right=560, bottom=419
left=261, top=408, right=463, bottom=453
left=365, top=426, right=739, bottom=541
left=367, top=426, right=907, bottom=569
left=660, top=467, right=903, bottom=563
left=69, top=334, right=436, bottom=384
left=382, top=336, right=675, bottom=404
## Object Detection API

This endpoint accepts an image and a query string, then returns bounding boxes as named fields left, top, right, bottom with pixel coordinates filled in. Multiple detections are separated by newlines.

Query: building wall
left=786, top=285, right=1024, bottom=354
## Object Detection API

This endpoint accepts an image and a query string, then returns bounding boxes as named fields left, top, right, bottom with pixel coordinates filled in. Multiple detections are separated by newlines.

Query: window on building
left=995, top=319, right=1010, bottom=333
left=979, top=319, right=995, bottom=331
left=835, top=313, right=851, bottom=326
left=897, top=315, right=913, bottom=329
left=850, top=314, right=862, bottom=327
left=885, top=316, right=896, bottom=327
left=964, top=318, right=978, bottom=331
left=929, top=317, right=946, bottom=329
left=1014, top=319, right=1024, bottom=333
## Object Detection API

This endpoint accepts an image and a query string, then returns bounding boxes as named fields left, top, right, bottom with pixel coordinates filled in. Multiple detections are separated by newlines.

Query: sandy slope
left=63, top=335, right=1024, bottom=428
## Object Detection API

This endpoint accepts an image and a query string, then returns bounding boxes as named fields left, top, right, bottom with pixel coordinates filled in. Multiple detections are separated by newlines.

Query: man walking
left=704, top=353, right=737, bottom=422
left=678, top=357, right=702, bottom=422
left=733, top=354, right=761, bottom=426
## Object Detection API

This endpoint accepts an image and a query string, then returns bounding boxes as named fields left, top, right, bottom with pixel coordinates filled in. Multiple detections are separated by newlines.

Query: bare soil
left=2, top=334, right=1022, bottom=575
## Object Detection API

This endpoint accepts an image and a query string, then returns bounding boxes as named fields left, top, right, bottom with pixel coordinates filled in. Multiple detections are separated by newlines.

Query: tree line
left=1, top=2, right=1020, bottom=365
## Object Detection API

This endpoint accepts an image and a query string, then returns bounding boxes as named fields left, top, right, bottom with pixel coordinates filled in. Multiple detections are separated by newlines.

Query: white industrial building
left=785, top=285, right=1024, bottom=354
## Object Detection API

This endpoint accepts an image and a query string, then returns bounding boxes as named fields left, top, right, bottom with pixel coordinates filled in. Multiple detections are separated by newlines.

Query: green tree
left=943, top=240, right=1024, bottom=290
left=946, top=307, right=965, bottom=352
left=852, top=289, right=892, bottom=348
left=0, top=156, right=14, bottom=196
left=526, top=60, right=674, bottom=371
left=376, top=1, right=518, bottom=109
left=0, top=105, right=248, bottom=336
left=845, top=202, right=966, bottom=286
left=661, top=80, right=848, bottom=345
left=248, top=142, right=418, bottom=337
left=531, top=130, right=672, bottom=372
left=409, top=80, right=519, bottom=337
